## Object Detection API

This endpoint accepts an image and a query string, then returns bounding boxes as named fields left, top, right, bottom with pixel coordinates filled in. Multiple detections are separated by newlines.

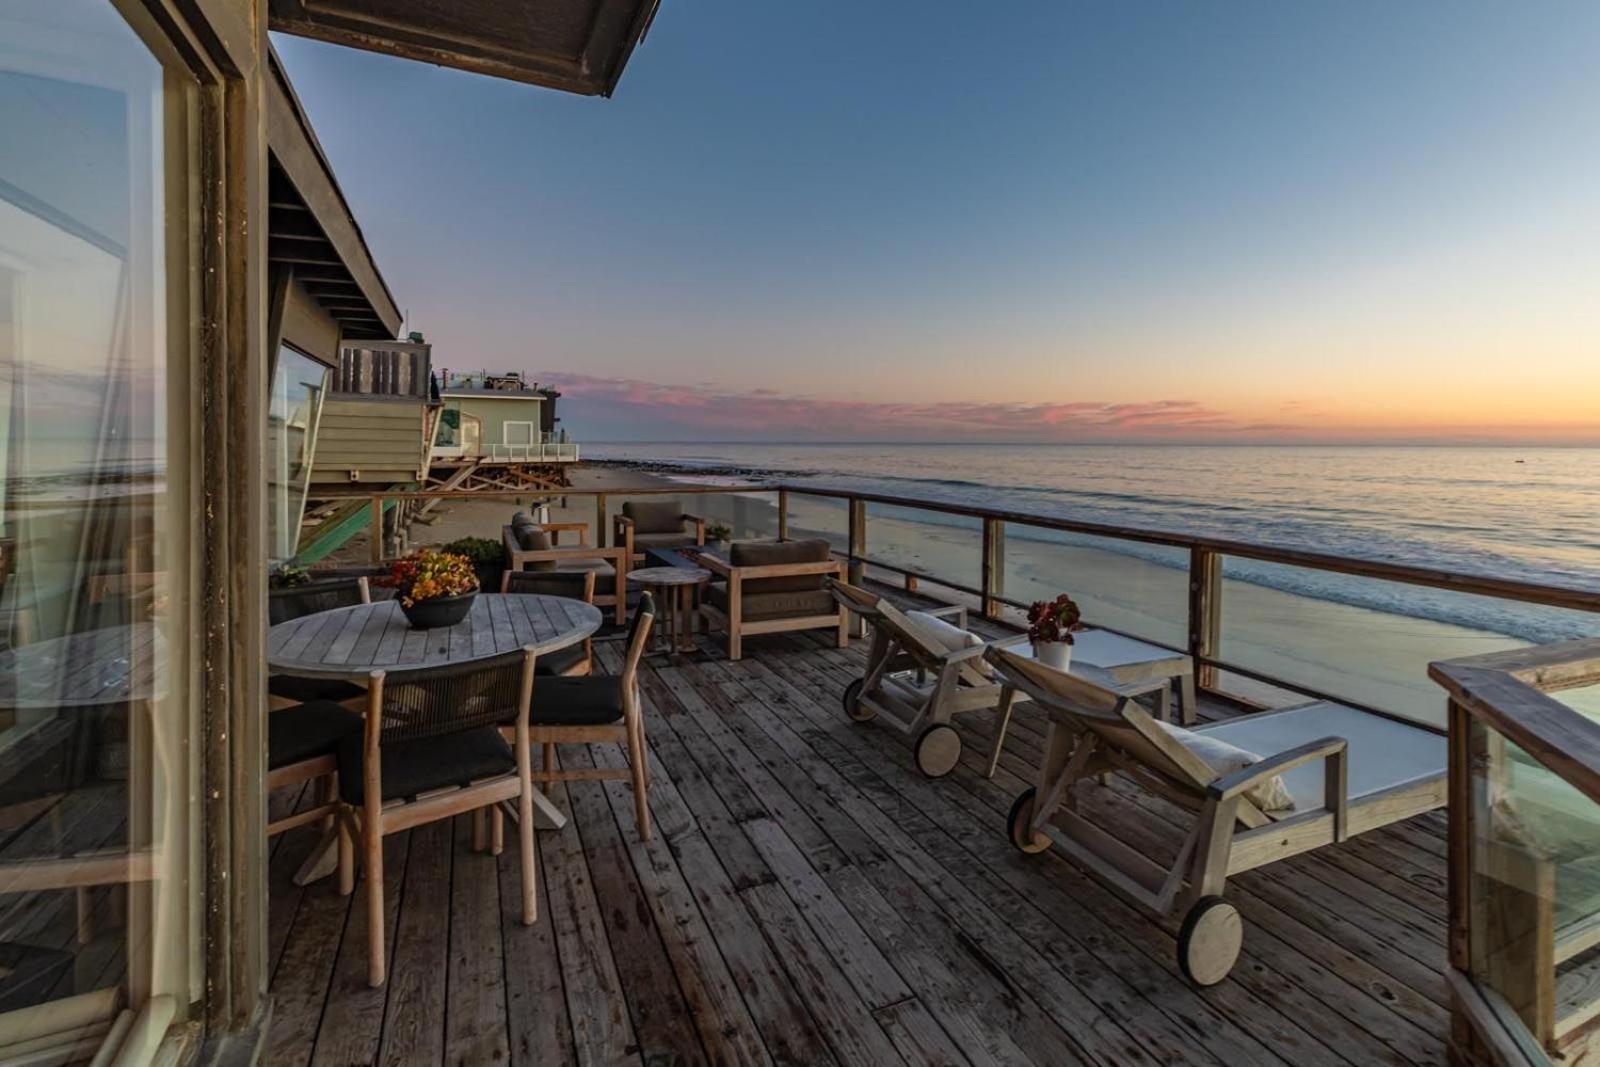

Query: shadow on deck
left=266, top=586, right=1449, bottom=1066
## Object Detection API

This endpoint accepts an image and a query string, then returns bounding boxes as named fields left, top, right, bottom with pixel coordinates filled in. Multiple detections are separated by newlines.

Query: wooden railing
left=1431, top=641, right=1600, bottom=1065
left=311, top=481, right=1600, bottom=721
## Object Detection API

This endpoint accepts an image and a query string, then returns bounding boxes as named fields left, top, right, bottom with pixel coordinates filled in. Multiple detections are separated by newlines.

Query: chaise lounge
left=987, top=644, right=1446, bottom=986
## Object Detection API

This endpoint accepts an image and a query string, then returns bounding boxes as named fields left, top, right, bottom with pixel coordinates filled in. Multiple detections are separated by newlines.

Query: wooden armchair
left=613, top=500, right=705, bottom=565
left=502, top=522, right=626, bottom=624
left=696, top=539, right=846, bottom=661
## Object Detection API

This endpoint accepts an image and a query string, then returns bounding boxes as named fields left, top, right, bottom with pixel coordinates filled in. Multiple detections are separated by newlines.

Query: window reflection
left=0, top=0, right=176, bottom=1044
left=268, top=346, right=329, bottom=564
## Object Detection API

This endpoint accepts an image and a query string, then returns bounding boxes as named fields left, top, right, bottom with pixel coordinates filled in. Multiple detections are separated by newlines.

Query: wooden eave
left=267, top=0, right=659, bottom=97
left=266, top=49, right=402, bottom=341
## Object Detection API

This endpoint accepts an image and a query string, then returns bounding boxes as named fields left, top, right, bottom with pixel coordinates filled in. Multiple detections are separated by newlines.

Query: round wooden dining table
left=267, top=592, right=602, bottom=849
left=267, top=592, right=602, bottom=680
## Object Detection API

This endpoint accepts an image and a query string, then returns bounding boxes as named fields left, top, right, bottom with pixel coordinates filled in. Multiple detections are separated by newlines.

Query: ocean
left=588, top=443, right=1600, bottom=653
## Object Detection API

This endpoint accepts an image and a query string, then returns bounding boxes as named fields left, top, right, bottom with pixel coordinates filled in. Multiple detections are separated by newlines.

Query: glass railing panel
left=1002, top=524, right=1188, bottom=649
left=1218, top=559, right=1600, bottom=727
left=1469, top=712, right=1600, bottom=1057
left=863, top=501, right=982, bottom=594
left=775, top=492, right=850, bottom=556
left=685, top=491, right=783, bottom=544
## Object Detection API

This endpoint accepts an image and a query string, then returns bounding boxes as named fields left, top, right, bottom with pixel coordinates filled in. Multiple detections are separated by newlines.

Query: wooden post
left=777, top=488, right=789, bottom=541
left=981, top=517, right=1005, bottom=620
left=370, top=496, right=384, bottom=563
left=595, top=493, right=607, bottom=547
left=1188, top=547, right=1222, bottom=691
left=846, top=498, right=866, bottom=636
left=846, top=498, right=866, bottom=586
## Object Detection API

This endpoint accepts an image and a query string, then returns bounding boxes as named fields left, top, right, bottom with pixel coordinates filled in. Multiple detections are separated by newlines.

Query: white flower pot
left=1033, top=640, right=1072, bottom=672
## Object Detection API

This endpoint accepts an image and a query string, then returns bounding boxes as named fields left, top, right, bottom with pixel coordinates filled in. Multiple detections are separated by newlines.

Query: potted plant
left=441, top=535, right=506, bottom=594
left=704, top=522, right=732, bottom=553
left=382, top=548, right=480, bottom=629
left=1026, top=593, right=1084, bottom=672
left=269, top=563, right=313, bottom=589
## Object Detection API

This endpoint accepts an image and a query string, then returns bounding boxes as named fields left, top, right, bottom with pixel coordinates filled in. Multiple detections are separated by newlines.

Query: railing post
left=777, top=488, right=789, bottom=541
left=846, top=497, right=866, bottom=586
left=1188, top=546, right=1222, bottom=691
left=595, top=493, right=607, bottom=548
left=981, top=518, right=1005, bottom=620
left=370, top=495, right=384, bottom=563
left=847, top=497, right=866, bottom=636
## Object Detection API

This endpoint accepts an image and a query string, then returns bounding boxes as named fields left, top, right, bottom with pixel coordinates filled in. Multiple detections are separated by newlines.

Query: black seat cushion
left=529, top=676, right=624, bottom=726
left=268, top=673, right=365, bottom=704
left=269, top=701, right=363, bottom=770
left=535, top=642, right=588, bottom=676
left=337, top=727, right=514, bottom=805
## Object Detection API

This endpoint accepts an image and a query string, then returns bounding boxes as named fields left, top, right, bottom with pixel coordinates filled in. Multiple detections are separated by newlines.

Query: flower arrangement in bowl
left=383, top=548, right=480, bottom=629
left=1026, top=593, right=1085, bottom=672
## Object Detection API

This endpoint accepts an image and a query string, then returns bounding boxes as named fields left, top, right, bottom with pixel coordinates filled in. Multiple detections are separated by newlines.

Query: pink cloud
left=535, top=371, right=1294, bottom=442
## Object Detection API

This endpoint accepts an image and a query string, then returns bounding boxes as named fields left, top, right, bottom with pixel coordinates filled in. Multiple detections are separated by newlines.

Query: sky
left=274, top=2, right=1600, bottom=444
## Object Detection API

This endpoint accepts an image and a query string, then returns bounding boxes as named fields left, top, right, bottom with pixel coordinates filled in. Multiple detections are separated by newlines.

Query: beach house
left=1, top=2, right=1595, bottom=1065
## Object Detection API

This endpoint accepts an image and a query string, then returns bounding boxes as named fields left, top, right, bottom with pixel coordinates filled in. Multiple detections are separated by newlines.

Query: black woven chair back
left=627, top=592, right=656, bottom=653
left=269, top=577, right=368, bottom=625
left=377, top=650, right=529, bottom=744
left=503, top=570, right=591, bottom=601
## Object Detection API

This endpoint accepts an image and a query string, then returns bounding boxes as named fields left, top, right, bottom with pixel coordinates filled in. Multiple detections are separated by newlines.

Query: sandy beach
left=329, top=459, right=1586, bottom=727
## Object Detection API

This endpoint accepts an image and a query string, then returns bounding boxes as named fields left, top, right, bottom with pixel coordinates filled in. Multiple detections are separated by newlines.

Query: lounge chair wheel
left=1177, top=896, right=1242, bottom=987
left=913, top=724, right=961, bottom=778
left=1007, top=787, right=1051, bottom=854
left=841, top=678, right=875, bottom=722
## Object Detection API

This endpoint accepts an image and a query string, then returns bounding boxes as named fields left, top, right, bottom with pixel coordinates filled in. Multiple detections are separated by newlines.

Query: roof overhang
left=266, top=49, right=402, bottom=341
left=267, top=0, right=660, bottom=97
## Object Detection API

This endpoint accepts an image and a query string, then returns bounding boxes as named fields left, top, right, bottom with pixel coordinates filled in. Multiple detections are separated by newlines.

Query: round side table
left=626, top=566, right=710, bottom=654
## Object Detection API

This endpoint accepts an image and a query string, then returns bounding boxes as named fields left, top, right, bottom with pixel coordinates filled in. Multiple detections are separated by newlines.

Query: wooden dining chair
left=500, top=569, right=596, bottom=676
left=335, top=647, right=539, bottom=987
left=492, top=592, right=656, bottom=844
left=267, top=576, right=370, bottom=707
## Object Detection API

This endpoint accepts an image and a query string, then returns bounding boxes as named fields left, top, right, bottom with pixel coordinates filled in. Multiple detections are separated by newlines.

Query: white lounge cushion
left=905, top=610, right=994, bottom=678
left=1193, top=701, right=1444, bottom=813
left=1156, top=721, right=1296, bottom=812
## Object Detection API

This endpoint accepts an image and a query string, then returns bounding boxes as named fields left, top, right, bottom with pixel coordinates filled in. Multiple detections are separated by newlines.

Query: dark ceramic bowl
left=399, top=591, right=476, bottom=629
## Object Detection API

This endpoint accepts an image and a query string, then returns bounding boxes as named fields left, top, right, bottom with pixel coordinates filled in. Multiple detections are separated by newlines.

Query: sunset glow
left=275, top=1, right=1600, bottom=444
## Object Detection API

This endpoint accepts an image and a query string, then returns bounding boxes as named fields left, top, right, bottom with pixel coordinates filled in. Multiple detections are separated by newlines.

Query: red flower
left=1026, top=593, right=1084, bottom=644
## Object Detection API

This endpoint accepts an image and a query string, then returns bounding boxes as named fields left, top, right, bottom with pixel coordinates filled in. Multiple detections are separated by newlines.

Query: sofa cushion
left=623, top=500, right=685, bottom=535
left=1155, top=721, right=1295, bottom=812
left=337, top=727, right=514, bottom=804
left=730, top=539, right=831, bottom=595
left=555, top=558, right=615, bottom=581
left=269, top=701, right=363, bottom=770
left=707, top=584, right=837, bottom=622
left=631, top=530, right=697, bottom=550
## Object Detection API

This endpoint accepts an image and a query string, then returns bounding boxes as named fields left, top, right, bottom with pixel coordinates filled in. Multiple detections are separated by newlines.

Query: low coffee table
left=627, top=565, right=710, bottom=654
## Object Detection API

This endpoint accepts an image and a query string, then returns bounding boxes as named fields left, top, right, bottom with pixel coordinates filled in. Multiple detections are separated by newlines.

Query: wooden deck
left=266, top=591, right=1451, bottom=1067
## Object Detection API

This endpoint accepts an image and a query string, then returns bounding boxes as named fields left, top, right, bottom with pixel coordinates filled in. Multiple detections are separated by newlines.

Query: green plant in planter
left=270, top=563, right=312, bottom=589
left=705, top=522, right=732, bottom=543
left=441, top=536, right=506, bottom=588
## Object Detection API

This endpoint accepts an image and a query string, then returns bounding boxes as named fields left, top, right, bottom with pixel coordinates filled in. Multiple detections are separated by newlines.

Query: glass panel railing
left=1468, top=709, right=1600, bottom=1058
left=864, top=501, right=982, bottom=593
left=1003, top=524, right=1188, bottom=649
left=776, top=492, right=850, bottom=557
left=1219, top=558, right=1600, bottom=727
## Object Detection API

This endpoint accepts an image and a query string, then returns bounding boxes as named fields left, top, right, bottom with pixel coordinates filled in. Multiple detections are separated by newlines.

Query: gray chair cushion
left=707, top=584, right=837, bottom=622
left=555, top=559, right=615, bottom=580
left=623, top=500, right=686, bottom=535
left=337, top=727, right=514, bottom=804
left=268, top=673, right=365, bottom=705
left=269, top=701, right=363, bottom=770
left=529, top=676, right=624, bottom=726
left=730, top=539, right=831, bottom=595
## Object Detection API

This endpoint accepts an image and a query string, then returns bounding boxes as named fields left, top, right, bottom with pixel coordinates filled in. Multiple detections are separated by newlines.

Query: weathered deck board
left=269, top=586, right=1452, bottom=1066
